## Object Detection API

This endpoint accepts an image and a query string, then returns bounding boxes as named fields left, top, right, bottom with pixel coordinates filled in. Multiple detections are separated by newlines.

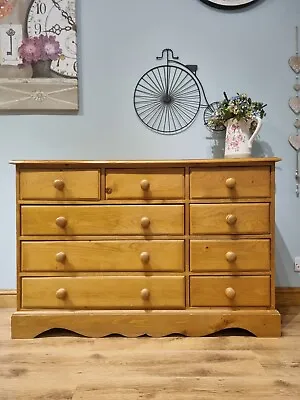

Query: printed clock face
left=26, top=0, right=77, bottom=78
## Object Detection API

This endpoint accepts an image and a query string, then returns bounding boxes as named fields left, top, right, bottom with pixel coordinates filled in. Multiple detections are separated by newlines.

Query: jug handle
left=248, top=116, right=262, bottom=148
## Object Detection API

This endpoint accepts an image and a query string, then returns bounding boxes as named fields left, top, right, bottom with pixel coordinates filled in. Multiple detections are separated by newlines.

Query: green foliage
left=208, top=93, right=267, bottom=131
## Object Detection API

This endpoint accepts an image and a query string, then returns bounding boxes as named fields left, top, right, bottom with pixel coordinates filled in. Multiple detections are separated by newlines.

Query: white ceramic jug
left=224, top=117, right=262, bottom=158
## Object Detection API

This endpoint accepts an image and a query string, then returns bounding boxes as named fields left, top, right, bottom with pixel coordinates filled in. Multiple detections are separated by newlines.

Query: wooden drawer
left=21, top=240, right=184, bottom=272
left=21, top=205, right=184, bottom=236
left=190, top=239, right=270, bottom=272
left=21, top=276, right=185, bottom=309
left=190, top=204, right=270, bottom=235
left=105, top=168, right=184, bottom=199
left=190, top=276, right=270, bottom=307
left=20, top=170, right=100, bottom=200
left=190, top=167, right=270, bottom=199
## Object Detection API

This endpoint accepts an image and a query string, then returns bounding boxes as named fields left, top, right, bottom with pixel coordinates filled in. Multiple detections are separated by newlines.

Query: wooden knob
left=53, top=179, right=65, bottom=191
left=141, top=217, right=150, bottom=228
left=56, top=288, right=67, bottom=300
left=140, top=251, right=150, bottom=264
left=225, top=287, right=236, bottom=299
left=56, top=252, right=66, bottom=263
left=225, top=177, right=236, bottom=189
left=140, top=288, right=150, bottom=300
left=55, top=216, right=67, bottom=228
left=225, top=251, right=237, bottom=262
left=140, top=179, right=150, bottom=191
left=226, top=214, right=237, bottom=225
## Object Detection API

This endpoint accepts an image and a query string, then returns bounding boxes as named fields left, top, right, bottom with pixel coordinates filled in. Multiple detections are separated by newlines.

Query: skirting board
left=1, top=288, right=300, bottom=309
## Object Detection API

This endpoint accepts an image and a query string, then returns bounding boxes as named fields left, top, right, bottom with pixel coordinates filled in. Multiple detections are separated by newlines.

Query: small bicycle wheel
left=203, top=101, right=225, bottom=132
left=134, top=65, right=201, bottom=135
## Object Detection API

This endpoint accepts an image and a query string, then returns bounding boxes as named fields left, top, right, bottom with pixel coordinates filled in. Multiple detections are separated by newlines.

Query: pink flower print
left=39, top=35, right=62, bottom=61
left=18, top=37, right=41, bottom=64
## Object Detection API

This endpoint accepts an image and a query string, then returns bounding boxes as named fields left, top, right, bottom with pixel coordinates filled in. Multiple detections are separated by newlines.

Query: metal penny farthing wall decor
left=133, top=48, right=220, bottom=135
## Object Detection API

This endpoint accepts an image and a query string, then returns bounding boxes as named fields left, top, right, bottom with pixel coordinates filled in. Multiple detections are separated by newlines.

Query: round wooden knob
left=226, top=214, right=237, bottom=225
left=56, top=288, right=67, bottom=300
left=225, top=177, right=236, bottom=189
left=140, top=288, right=150, bottom=300
left=225, top=287, right=236, bottom=299
left=55, top=216, right=67, bottom=228
left=56, top=252, right=66, bottom=263
left=53, top=179, right=65, bottom=191
left=140, top=251, right=150, bottom=264
left=140, top=179, right=150, bottom=191
left=141, top=217, right=150, bottom=228
left=225, top=251, right=237, bottom=262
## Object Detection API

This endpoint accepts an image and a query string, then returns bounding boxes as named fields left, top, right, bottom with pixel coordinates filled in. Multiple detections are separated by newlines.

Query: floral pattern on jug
left=224, top=117, right=262, bottom=158
left=225, top=122, right=247, bottom=152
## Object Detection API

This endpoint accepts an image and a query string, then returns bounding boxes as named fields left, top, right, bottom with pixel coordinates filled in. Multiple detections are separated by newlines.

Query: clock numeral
left=36, top=2, right=47, bottom=14
left=73, top=61, right=77, bottom=73
left=35, top=23, right=42, bottom=35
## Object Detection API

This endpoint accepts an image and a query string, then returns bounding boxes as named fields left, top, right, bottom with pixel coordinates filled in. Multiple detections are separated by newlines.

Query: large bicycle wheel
left=133, top=65, right=201, bottom=135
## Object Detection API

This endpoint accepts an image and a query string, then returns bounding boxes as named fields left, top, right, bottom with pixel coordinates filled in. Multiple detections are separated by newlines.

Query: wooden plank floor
left=0, top=307, right=299, bottom=400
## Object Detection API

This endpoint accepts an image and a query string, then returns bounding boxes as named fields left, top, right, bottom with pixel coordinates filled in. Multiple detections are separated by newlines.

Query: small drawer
left=190, top=276, right=270, bottom=307
left=105, top=168, right=184, bottom=199
left=20, top=170, right=100, bottom=200
left=190, top=167, right=270, bottom=199
left=190, top=239, right=270, bottom=272
left=190, top=203, right=270, bottom=235
left=21, top=240, right=184, bottom=272
left=21, top=205, right=184, bottom=236
left=21, top=276, right=185, bottom=310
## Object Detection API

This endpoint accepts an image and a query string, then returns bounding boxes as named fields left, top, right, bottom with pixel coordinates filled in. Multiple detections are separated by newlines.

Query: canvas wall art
left=0, top=0, right=78, bottom=112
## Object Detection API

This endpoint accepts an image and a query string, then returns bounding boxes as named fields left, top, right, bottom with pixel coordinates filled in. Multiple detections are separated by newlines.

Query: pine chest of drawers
left=10, top=158, right=281, bottom=338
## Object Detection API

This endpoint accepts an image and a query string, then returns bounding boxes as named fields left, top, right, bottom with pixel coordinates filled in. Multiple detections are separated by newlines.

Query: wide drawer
left=190, top=239, right=270, bottom=272
left=105, top=168, right=184, bottom=199
left=190, top=276, right=270, bottom=307
left=190, top=203, right=270, bottom=235
left=21, top=205, right=184, bottom=236
left=21, top=240, right=184, bottom=272
left=21, top=276, right=185, bottom=309
left=20, top=170, right=100, bottom=200
left=190, top=167, right=270, bottom=199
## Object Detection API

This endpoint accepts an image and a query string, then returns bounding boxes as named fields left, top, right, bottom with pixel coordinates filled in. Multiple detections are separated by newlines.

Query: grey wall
left=1, top=0, right=299, bottom=289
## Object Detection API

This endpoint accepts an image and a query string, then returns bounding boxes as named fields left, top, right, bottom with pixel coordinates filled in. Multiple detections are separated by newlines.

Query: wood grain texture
left=190, top=166, right=270, bottom=199
left=0, top=307, right=298, bottom=400
left=3, top=288, right=300, bottom=309
left=190, top=276, right=270, bottom=307
left=190, top=239, right=270, bottom=272
left=21, top=240, right=185, bottom=272
left=10, top=309, right=281, bottom=339
left=9, top=157, right=281, bottom=166
left=11, top=158, right=282, bottom=339
left=21, top=276, right=185, bottom=310
left=21, top=204, right=184, bottom=236
left=105, top=168, right=184, bottom=199
left=20, top=170, right=100, bottom=200
left=190, top=203, right=270, bottom=235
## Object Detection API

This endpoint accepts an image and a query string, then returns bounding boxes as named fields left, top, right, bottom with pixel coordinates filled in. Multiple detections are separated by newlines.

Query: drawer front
left=190, top=204, right=270, bottom=235
left=21, top=240, right=184, bottom=272
left=105, top=168, right=184, bottom=199
left=20, top=170, right=100, bottom=200
left=190, top=276, right=270, bottom=307
left=21, top=205, right=184, bottom=236
left=190, top=167, right=270, bottom=199
left=21, top=276, right=185, bottom=309
left=190, top=239, right=270, bottom=272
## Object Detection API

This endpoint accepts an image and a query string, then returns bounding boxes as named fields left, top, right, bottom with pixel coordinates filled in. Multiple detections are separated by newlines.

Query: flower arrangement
left=207, top=92, right=267, bottom=131
left=18, top=35, right=62, bottom=66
